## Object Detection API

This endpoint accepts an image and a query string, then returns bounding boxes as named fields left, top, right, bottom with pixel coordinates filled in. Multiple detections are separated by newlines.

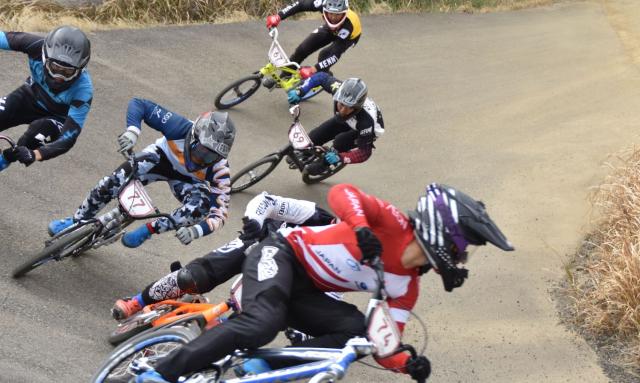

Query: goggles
left=45, top=59, right=80, bottom=82
left=189, top=141, right=222, bottom=167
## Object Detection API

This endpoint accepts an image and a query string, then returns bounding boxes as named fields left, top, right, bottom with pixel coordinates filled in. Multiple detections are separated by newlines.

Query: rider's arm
left=278, top=0, right=321, bottom=20
left=125, top=98, right=192, bottom=139
left=194, top=160, right=231, bottom=237
left=244, top=192, right=317, bottom=226
left=0, top=31, right=43, bottom=58
left=36, top=75, right=94, bottom=160
left=327, top=183, right=383, bottom=229
left=375, top=276, right=420, bottom=373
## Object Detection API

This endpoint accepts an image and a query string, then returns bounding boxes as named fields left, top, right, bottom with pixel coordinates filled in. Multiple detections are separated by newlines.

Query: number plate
left=288, top=122, right=313, bottom=150
left=268, top=41, right=289, bottom=67
left=367, top=301, right=401, bottom=358
left=119, top=180, right=155, bottom=218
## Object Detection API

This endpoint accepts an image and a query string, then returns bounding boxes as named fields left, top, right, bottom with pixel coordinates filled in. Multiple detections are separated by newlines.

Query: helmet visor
left=189, top=141, right=222, bottom=168
left=45, top=59, right=79, bottom=81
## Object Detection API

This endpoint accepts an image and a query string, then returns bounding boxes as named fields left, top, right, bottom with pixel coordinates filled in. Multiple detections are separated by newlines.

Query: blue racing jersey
left=0, top=31, right=93, bottom=160
left=125, top=98, right=231, bottom=237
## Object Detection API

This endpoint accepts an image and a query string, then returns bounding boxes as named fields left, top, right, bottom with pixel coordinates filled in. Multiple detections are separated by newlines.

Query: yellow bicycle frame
left=258, top=62, right=302, bottom=91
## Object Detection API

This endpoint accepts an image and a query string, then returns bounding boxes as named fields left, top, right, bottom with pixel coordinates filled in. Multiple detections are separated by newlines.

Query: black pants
left=290, top=25, right=358, bottom=70
left=155, top=234, right=366, bottom=382
left=308, top=118, right=357, bottom=152
left=0, top=85, right=63, bottom=150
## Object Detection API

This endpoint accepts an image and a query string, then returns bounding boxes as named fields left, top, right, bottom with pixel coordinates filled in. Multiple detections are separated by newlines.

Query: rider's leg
left=16, top=118, right=63, bottom=150
left=73, top=149, right=161, bottom=221
left=153, top=236, right=296, bottom=382
left=332, top=130, right=358, bottom=152
left=307, top=118, right=350, bottom=146
left=147, top=181, right=212, bottom=235
left=286, top=283, right=366, bottom=348
left=114, top=238, right=247, bottom=319
left=315, top=37, right=357, bottom=73
left=289, top=26, right=334, bottom=65
left=0, top=86, right=44, bottom=171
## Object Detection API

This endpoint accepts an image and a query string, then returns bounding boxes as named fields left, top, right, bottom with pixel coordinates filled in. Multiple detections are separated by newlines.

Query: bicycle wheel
left=230, top=154, right=281, bottom=194
left=302, top=162, right=347, bottom=185
left=301, top=85, right=323, bottom=101
left=214, top=74, right=262, bottom=109
left=92, top=326, right=200, bottom=383
left=12, top=223, right=97, bottom=278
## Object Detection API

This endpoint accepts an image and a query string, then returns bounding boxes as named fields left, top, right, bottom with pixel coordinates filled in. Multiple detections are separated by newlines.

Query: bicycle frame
left=48, top=152, right=176, bottom=253
left=258, top=28, right=304, bottom=91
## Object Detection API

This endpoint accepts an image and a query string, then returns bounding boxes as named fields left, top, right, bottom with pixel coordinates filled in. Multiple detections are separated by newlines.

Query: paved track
left=1, top=2, right=640, bottom=382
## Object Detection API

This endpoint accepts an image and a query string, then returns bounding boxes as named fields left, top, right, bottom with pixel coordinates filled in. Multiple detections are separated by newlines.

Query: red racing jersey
left=279, top=184, right=419, bottom=372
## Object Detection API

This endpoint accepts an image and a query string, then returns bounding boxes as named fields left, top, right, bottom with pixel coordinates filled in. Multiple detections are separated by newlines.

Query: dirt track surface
left=2, top=1, right=640, bottom=382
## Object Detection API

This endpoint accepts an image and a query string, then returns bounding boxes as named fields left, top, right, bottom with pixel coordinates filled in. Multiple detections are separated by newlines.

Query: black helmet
left=323, top=0, right=349, bottom=30
left=42, top=26, right=90, bottom=93
left=333, top=78, right=367, bottom=114
left=409, top=183, right=514, bottom=292
left=184, top=111, right=236, bottom=172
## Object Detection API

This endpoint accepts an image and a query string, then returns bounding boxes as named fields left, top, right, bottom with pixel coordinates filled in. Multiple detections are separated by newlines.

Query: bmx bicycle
left=214, top=27, right=323, bottom=110
left=230, top=104, right=345, bottom=193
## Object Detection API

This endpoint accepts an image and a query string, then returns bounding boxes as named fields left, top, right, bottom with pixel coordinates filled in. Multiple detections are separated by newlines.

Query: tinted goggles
left=189, top=141, right=222, bottom=167
left=45, top=59, right=80, bottom=81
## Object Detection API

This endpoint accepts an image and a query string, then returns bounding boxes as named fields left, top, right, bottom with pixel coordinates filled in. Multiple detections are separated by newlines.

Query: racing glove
left=355, top=226, right=383, bottom=264
left=266, top=14, right=281, bottom=29
left=117, top=131, right=138, bottom=153
left=406, top=355, right=431, bottom=383
left=299, top=66, right=316, bottom=79
left=287, top=89, right=302, bottom=104
left=7, top=146, right=36, bottom=166
left=239, top=217, right=267, bottom=241
left=324, top=148, right=341, bottom=165
left=175, top=226, right=201, bottom=245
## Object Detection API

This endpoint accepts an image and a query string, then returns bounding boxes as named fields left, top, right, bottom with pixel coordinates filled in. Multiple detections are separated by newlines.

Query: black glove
left=406, top=355, right=431, bottom=383
left=239, top=217, right=266, bottom=241
left=14, top=146, right=35, bottom=166
left=355, top=226, right=382, bottom=264
left=3, top=147, right=18, bottom=163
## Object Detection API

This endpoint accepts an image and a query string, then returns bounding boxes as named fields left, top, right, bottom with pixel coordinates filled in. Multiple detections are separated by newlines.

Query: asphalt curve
left=1, top=2, right=639, bottom=382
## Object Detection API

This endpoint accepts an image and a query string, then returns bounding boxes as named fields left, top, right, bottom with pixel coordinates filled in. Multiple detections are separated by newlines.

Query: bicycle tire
left=92, top=326, right=200, bottom=383
left=230, top=154, right=281, bottom=194
left=302, top=162, right=347, bottom=185
left=12, top=223, right=97, bottom=278
left=214, top=74, right=262, bottom=109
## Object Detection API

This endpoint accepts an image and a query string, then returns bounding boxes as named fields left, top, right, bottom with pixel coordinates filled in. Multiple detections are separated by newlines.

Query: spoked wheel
left=230, top=154, right=281, bottom=194
left=301, top=85, right=323, bottom=102
left=12, top=223, right=97, bottom=278
left=302, top=162, right=347, bottom=184
left=214, top=74, right=262, bottom=109
left=92, top=327, right=200, bottom=383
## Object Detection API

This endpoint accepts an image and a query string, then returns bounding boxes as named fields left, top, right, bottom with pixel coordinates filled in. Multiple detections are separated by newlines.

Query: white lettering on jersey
left=343, top=188, right=365, bottom=216
left=258, top=246, right=279, bottom=281
left=385, top=205, right=408, bottom=230
left=0, top=97, right=5, bottom=111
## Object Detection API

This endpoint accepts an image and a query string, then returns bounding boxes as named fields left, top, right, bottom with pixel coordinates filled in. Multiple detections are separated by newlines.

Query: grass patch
left=0, top=0, right=558, bottom=31
left=567, top=147, right=640, bottom=373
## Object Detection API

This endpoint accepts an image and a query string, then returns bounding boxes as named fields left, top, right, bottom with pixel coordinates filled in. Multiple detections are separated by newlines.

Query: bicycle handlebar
left=0, top=134, right=16, bottom=149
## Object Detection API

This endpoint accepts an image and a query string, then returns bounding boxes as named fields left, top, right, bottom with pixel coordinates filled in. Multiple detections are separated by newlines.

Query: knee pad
left=177, top=264, right=210, bottom=294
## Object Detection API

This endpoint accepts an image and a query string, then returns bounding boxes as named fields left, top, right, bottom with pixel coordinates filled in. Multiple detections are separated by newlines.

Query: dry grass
left=0, top=0, right=560, bottom=31
left=569, top=147, right=640, bottom=369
